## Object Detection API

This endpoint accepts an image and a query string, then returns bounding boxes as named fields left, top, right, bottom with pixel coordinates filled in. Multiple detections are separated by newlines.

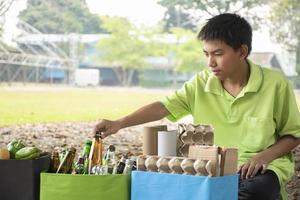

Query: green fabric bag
left=40, top=173, right=130, bottom=200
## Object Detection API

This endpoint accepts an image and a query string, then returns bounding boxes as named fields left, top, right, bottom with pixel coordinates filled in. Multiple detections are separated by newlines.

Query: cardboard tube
left=143, top=125, right=167, bottom=155
left=158, top=130, right=178, bottom=156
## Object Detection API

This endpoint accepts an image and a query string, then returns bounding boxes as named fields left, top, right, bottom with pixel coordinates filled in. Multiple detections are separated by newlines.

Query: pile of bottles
left=50, top=133, right=136, bottom=175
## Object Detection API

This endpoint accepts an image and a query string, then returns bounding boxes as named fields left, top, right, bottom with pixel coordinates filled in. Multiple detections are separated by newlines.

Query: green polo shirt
left=161, top=60, right=300, bottom=200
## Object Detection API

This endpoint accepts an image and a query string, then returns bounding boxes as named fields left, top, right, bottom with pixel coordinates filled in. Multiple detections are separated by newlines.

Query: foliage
left=162, top=6, right=197, bottom=32
left=96, top=17, right=155, bottom=85
left=19, top=0, right=103, bottom=34
left=268, top=0, right=300, bottom=81
left=168, top=28, right=206, bottom=72
left=158, top=0, right=268, bottom=30
left=96, top=16, right=149, bottom=69
left=158, top=0, right=264, bottom=16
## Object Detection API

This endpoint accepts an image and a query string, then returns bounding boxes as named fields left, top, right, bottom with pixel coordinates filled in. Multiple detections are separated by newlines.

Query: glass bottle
left=123, top=158, right=134, bottom=174
left=82, top=140, right=92, bottom=174
left=50, top=151, right=60, bottom=173
left=132, top=160, right=137, bottom=171
left=83, top=140, right=92, bottom=157
left=103, top=145, right=116, bottom=174
left=57, top=147, right=76, bottom=174
left=75, top=157, right=85, bottom=174
left=88, top=133, right=103, bottom=174
left=116, top=156, right=126, bottom=174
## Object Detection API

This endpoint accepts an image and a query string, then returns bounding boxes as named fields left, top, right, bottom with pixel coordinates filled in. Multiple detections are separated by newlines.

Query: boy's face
left=203, top=40, right=244, bottom=81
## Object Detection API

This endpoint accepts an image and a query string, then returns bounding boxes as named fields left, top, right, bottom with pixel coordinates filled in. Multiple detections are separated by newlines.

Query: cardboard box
left=188, top=145, right=238, bottom=176
left=188, top=145, right=219, bottom=176
left=219, top=148, right=238, bottom=176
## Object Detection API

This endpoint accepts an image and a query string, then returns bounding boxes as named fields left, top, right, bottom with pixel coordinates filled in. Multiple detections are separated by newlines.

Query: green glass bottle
left=75, top=157, right=85, bottom=174
left=82, top=140, right=92, bottom=174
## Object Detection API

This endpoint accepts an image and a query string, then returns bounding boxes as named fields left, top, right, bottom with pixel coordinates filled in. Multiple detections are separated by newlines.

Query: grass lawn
left=0, top=86, right=171, bottom=126
left=1, top=86, right=300, bottom=126
left=296, top=94, right=300, bottom=110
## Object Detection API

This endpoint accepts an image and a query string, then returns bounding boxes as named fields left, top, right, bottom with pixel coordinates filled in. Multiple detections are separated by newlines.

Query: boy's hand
left=238, top=154, right=269, bottom=179
left=94, top=119, right=122, bottom=139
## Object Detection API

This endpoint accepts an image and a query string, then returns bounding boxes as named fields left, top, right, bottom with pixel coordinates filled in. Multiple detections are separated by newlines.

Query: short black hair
left=198, top=13, right=252, bottom=57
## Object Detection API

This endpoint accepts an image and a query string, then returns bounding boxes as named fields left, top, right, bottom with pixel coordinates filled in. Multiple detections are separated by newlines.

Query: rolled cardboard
left=158, top=130, right=178, bottom=156
left=143, top=125, right=167, bottom=155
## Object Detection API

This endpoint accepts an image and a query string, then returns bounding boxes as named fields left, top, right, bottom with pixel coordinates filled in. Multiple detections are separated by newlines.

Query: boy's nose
left=208, top=57, right=217, bottom=68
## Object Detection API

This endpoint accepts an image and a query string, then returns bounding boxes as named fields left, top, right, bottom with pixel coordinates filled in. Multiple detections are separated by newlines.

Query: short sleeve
left=160, top=76, right=197, bottom=122
left=275, top=80, right=300, bottom=138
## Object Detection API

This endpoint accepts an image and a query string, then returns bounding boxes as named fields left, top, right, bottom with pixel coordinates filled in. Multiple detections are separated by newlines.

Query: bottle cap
left=108, top=145, right=116, bottom=152
left=95, top=132, right=102, bottom=139
left=85, top=140, right=92, bottom=145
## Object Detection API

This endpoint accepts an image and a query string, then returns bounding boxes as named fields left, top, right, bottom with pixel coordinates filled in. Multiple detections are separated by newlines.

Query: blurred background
left=1, top=0, right=299, bottom=88
left=0, top=0, right=299, bottom=125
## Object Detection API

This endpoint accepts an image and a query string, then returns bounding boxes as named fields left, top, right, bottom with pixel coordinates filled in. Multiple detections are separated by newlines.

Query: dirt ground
left=0, top=121, right=299, bottom=199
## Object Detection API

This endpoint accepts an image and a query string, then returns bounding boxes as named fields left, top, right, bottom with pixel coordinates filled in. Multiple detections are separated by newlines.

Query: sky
left=86, top=0, right=166, bottom=26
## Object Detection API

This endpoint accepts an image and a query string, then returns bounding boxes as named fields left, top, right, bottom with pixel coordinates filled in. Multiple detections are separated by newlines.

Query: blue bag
left=131, top=171, right=238, bottom=200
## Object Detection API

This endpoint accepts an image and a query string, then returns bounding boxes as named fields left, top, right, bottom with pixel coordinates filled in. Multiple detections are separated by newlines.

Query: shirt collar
left=204, top=60, right=263, bottom=95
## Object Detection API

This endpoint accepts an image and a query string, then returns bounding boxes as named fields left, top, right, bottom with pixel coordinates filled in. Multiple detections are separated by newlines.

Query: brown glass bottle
left=57, top=147, right=76, bottom=174
left=50, top=151, right=60, bottom=173
left=88, top=133, right=103, bottom=174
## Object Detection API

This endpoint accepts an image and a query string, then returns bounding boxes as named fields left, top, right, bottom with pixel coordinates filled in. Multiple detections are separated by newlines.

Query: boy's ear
left=239, top=44, right=249, bottom=60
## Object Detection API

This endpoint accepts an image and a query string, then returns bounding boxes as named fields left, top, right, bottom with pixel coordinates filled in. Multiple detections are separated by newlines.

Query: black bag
left=0, top=154, right=51, bottom=200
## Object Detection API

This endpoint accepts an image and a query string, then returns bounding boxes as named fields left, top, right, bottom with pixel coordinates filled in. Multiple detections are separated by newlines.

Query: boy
left=94, top=13, right=300, bottom=200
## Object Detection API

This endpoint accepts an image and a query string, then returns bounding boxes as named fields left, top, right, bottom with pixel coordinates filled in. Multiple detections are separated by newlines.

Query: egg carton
left=177, top=124, right=214, bottom=157
left=137, top=155, right=214, bottom=176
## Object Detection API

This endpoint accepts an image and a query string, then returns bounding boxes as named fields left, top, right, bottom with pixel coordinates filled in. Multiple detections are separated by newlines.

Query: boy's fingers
left=261, top=164, right=268, bottom=174
left=250, top=164, right=262, bottom=178
left=240, top=163, right=249, bottom=179
left=245, top=164, right=255, bottom=179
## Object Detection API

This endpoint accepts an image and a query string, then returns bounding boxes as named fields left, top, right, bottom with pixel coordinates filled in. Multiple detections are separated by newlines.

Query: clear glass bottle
left=103, top=145, right=116, bottom=174
left=123, top=158, right=134, bottom=174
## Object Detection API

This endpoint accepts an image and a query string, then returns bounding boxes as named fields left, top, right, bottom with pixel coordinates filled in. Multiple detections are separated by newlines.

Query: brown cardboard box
left=188, top=145, right=219, bottom=176
left=188, top=145, right=238, bottom=176
left=219, top=148, right=238, bottom=176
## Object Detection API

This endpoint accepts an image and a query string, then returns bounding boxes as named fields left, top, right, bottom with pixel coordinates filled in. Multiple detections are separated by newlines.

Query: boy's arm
left=239, top=135, right=300, bottom=179
left=94, top=101, right=170, bottom=138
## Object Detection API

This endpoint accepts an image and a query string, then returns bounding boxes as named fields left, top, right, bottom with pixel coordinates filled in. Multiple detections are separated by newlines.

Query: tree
left=168, top=28, right=206, bottom=72
left=159, top=0, right=264, bottom=16
left=96, top=17, right=151, bottom=86
left=19, top=0, right=103, bottom=34
left=158, top=0, right=268, bottom=30
left=96, top=16, right=207, bottom=85
left=162, top=6, right=197, bottom=32
left=268, top=0, right=300, bottom=86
